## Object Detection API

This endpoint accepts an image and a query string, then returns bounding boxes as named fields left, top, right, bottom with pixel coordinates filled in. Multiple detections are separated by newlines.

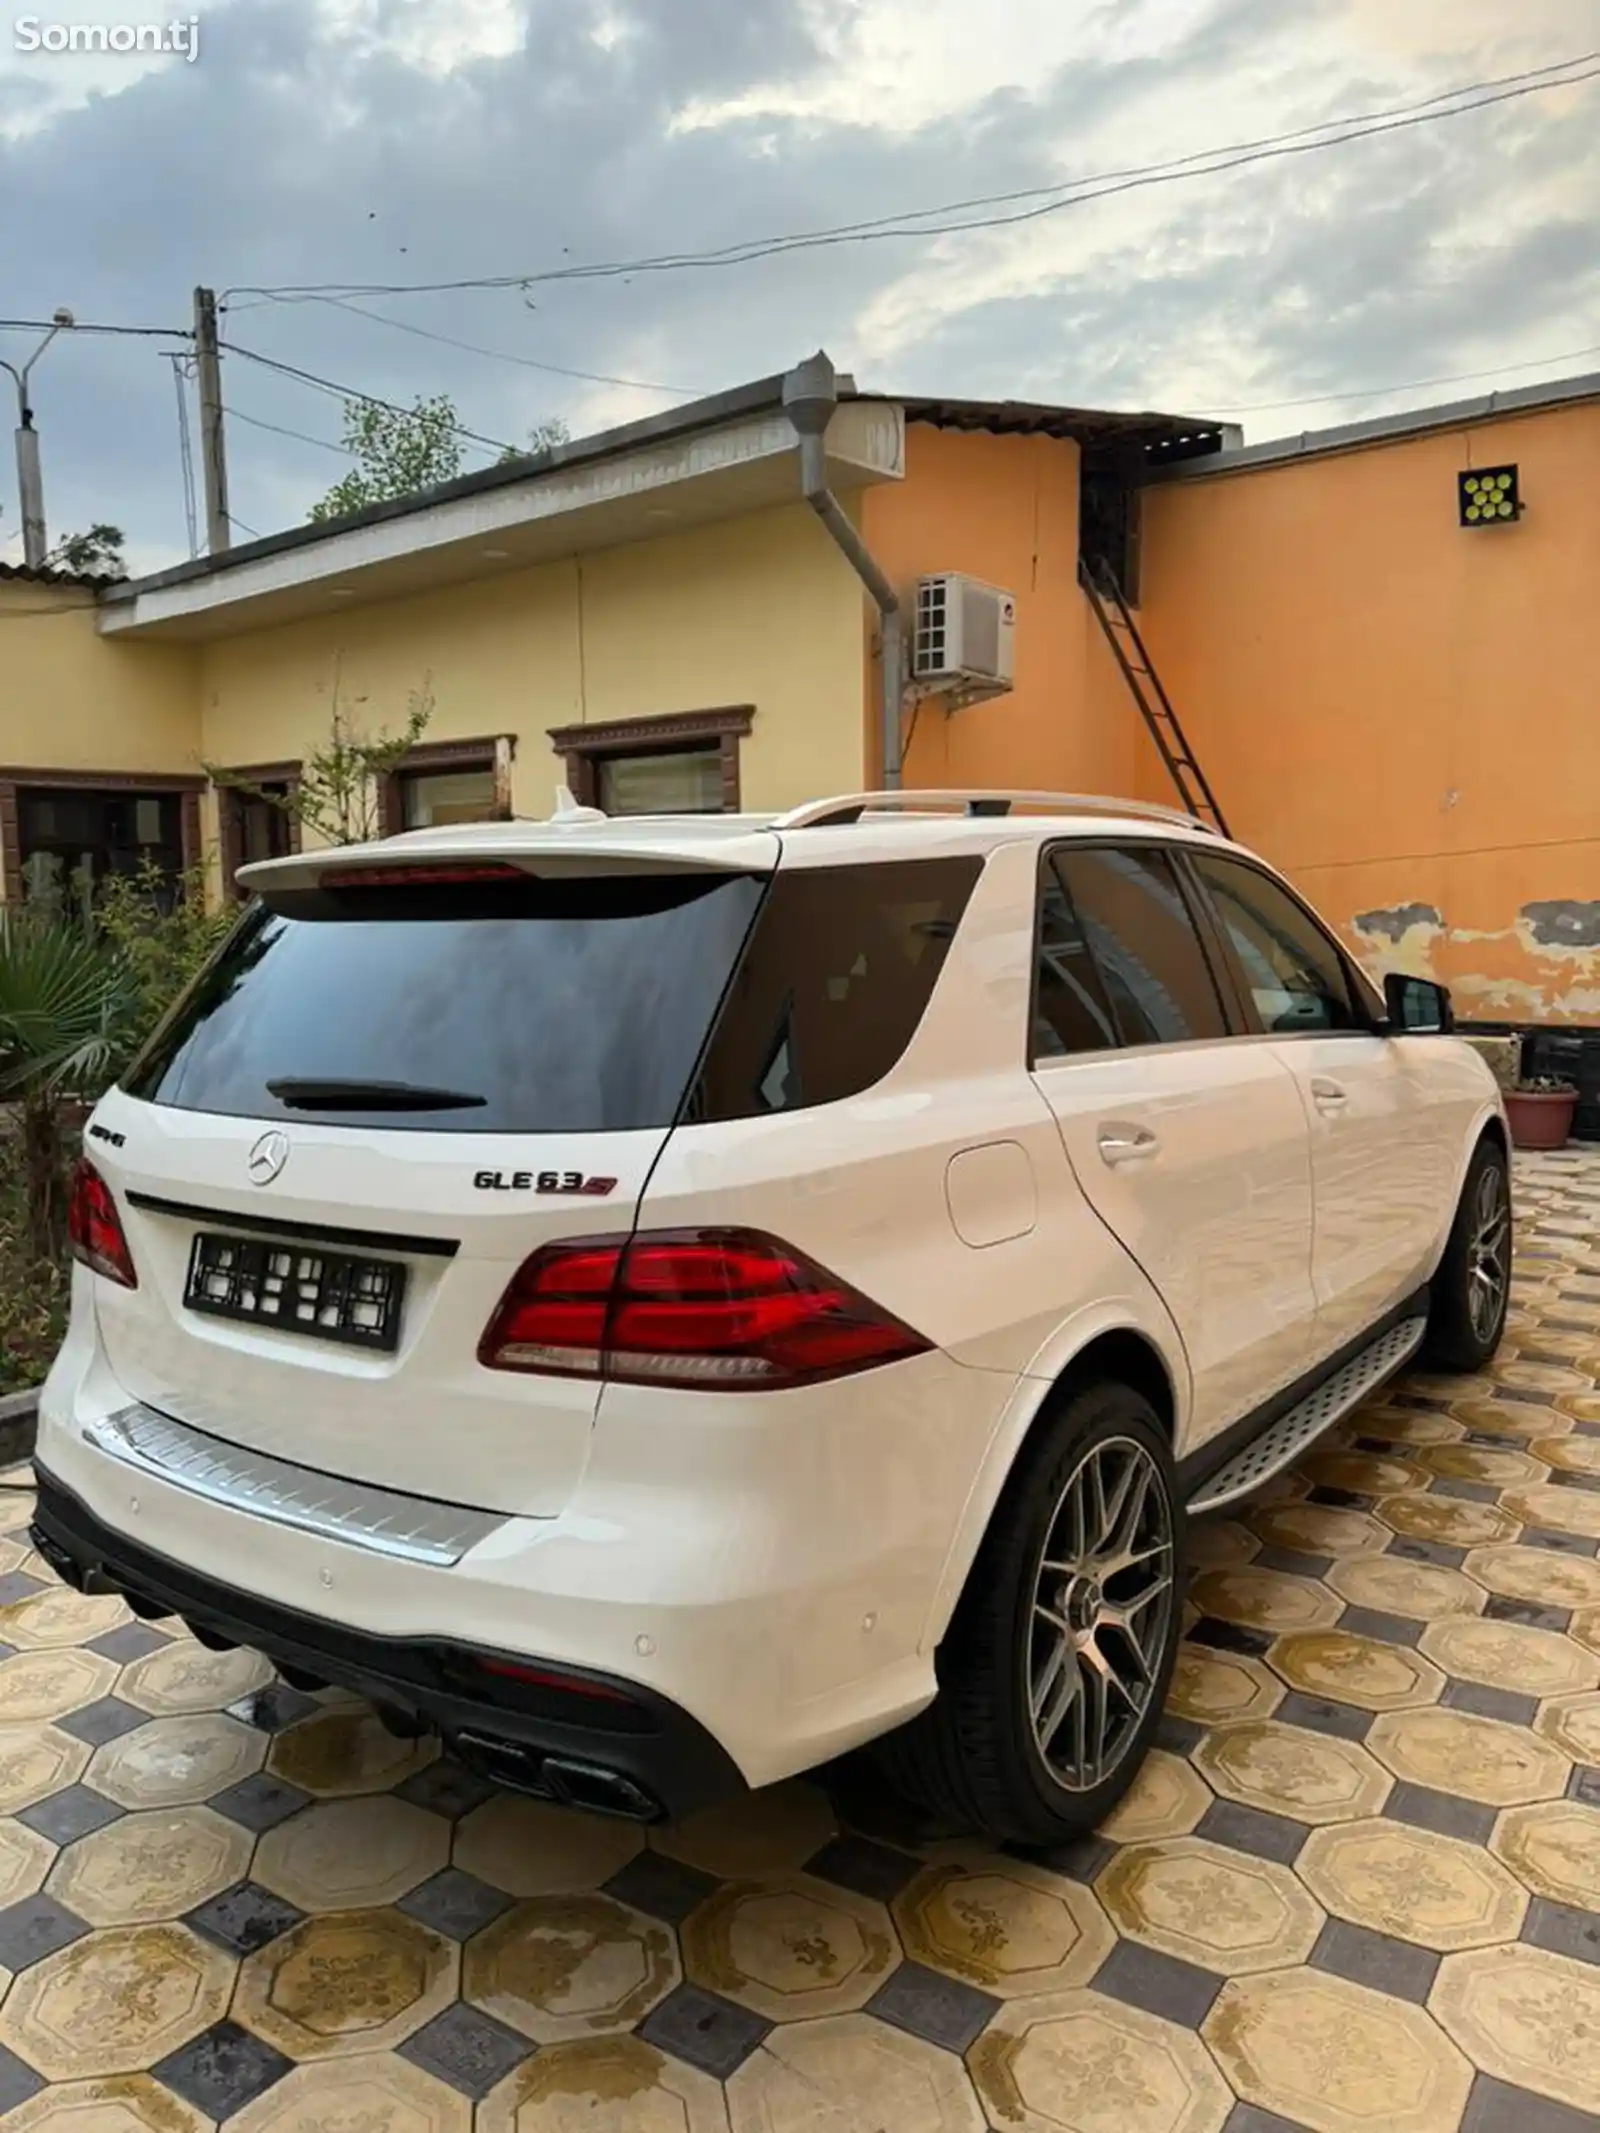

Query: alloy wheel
left=1025, top=1434, right=1175, bottom=1793
left=1467, top=1162, right=1511, bottom=1342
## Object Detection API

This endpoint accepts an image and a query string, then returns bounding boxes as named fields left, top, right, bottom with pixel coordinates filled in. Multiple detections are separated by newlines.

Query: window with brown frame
left=546, top=707, right=752, bottom=816
left=216, top=763, right=302, bottom=898
left=0, top=768, right=205, bottom=906
left=378, top=735, right=515, bottom=836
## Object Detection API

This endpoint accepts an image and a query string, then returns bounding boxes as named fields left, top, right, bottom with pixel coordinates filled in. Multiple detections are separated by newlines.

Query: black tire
left=1424, top=1136, right=1512, bottom=1372
left=873, top=1379, right=1185, bottom=1845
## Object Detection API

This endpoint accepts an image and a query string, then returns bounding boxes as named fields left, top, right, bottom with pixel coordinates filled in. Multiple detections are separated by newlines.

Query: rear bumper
left=32, top=1464, right=743, bottom=1822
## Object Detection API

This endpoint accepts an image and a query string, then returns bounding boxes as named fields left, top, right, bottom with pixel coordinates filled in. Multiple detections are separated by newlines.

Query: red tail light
left=68, top=1160, right=138, bottom=1288
left=478, top=1229, right=929, bottom=1389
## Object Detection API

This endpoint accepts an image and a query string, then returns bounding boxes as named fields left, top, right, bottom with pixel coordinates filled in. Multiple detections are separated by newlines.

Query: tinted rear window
left=687, top=858, right=980, bottom=1120
left=124, top=872, right=767, bottom=1133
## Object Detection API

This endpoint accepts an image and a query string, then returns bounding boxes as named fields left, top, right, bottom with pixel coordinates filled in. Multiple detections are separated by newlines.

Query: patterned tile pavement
left=1, top=1147, right=1598, bottom=2130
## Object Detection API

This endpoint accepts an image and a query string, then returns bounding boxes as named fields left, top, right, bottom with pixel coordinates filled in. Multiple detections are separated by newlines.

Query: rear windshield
left=124, top=872, right=767, bottom=1133
left=125, top=854, right=982, bottom=1134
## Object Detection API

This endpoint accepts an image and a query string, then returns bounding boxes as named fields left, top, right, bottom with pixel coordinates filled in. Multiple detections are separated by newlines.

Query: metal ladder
left=1079, top=558, right=1229, bottom=837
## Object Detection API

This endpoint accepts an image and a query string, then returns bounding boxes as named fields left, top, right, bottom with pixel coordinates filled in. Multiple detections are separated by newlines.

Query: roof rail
left=773, top=790, right=1224, bottom=833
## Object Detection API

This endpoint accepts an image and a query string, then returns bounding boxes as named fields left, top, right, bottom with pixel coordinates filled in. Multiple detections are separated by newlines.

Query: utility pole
left=193, top=286, right=230, bottom=554
left=1, top=310, right=73, bottom=569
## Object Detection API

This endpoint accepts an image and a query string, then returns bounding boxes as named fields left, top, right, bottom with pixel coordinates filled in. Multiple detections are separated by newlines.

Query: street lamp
left=1, top=307, right=74, bottom=569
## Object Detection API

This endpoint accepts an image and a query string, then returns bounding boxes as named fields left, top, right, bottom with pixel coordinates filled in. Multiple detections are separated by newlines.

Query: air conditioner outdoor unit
left=913, top=573, right=1016, bottom=691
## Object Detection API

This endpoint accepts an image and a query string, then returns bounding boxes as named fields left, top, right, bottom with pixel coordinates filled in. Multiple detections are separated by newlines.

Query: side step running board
left=1186, top=1316, right=1428, bottom=1516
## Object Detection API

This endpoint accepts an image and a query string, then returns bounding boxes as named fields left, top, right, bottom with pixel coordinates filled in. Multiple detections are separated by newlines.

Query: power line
left=286, top=295, right=702, bottom=398
left=1210, top=337, right=1600, bottom=414
left=219, top=339, right=515, bottom=455
left=0, top=318, right=189, bottom=339
left=226, top=53, right=1600, bottom=303
left=226, top=509, right=265, bottom=541
left=224, top=402, right=355, bottom=457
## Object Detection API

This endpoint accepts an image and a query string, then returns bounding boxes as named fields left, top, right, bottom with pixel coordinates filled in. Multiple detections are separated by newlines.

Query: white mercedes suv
left=34, top=789, right=1510, bottom=1843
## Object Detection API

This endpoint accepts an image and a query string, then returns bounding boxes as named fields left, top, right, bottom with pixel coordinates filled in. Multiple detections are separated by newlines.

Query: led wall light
left=1459, top=465, right=1520, bottom=527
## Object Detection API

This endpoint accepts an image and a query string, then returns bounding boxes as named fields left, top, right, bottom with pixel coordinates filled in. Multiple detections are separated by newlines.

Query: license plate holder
left=184, top=1232, right=407, bottom=1353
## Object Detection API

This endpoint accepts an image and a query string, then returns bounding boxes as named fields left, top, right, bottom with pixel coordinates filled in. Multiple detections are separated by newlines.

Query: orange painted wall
left=1119, top=397, right=1600, bottom=1023
left=861, top=423, right=1139, bottom=798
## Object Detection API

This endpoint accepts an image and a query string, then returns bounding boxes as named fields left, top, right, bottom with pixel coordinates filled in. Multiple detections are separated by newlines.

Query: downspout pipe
left=783, top=351, right=904, bottom=789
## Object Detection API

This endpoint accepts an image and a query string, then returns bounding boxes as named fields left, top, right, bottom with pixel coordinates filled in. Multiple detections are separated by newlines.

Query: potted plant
left=1505, top=1073, right=1578, bottom=1151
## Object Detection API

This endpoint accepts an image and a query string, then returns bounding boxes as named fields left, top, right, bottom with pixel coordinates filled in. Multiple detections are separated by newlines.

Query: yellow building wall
left=198, top=500, right=869, bottom=820
left=863, top=424, right=1141, bottom=798
left=0, top=581, right=200, bottom=780
left=1131, top=398, right=1600, bottom=1022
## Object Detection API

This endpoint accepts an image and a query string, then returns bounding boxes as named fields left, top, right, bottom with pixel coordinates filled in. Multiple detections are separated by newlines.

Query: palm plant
left=0, top=907, right=134, bottom=1260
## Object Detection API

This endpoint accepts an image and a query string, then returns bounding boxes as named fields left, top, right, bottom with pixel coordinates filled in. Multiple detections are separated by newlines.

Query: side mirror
left=1384, top=972, right=1453, bottom=1034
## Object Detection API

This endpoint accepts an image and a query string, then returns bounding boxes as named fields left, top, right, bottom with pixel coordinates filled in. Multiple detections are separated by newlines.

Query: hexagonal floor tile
left=87, top=1713, right=266, bottom=1810
left=1376, top=1495, right=1520, bottom=1549
left=1504, top=1484, right=1600, bottom=1542
left=1269, top=1631, right=1444, bottom=1712
left=1250, top=1504, right=1391, bottom=1559
left=0, top=1923, right=233, bottom=2080
left=464, top=1893, right=679, bottom=2044
left=266, top=1705, right=438, bottom=1798
left=117, top=1638, right=273, bottom=1717
left=1367, top=1707, right=1570, bottom=1807
left=1205, top=1969, right=1473, bottom=2133
left=1463, top=1543, right=1600, bottom=1610
left=1188, top=1568, right=1342, bottom=1635
left=1419, top=1614, right=1598, bottom=1700
left=652, top=1781, right=836, bottom=1882
left=727, top=2012, right=984, bottom=2133
left=970, top=1988, right=1232, bottom=2133
left=1432, top=1942, right=1600, bottom=2113
left=1187, top=1520, right=1260, bottom=1569
left=894, top=1855, right=1112, bottom=1999
left=1098, top=1837, right=1322, bottom=1977
left=1192, top=1720, right=1390, bottom=1827
left=0, top=1725, right=91, bottom=1815
left=255, top=1797, right=451, bottom=1912
left=1534, top=1689, right=1600, bottom=1765
left=1491, top=1358, right=1592, bottom=1395
left=46, top=1805, right=252, bottom=1928
left=0, top=1649, right=119, bottom=1726
left=1448, top=1398, right=1570, bottom=1441
left=1166, top=1648, right=1283, bottom=1727
left=236, top=1907, right=458, bottom=2061
left=1419, top=1441, right=1545, bottom=1487
left=1491, top=1799, right=1600, bottom=1911
left=1303, top=1448, right=1432, bottom=1497
left=481, top=2036, right=729, bottom=2133
left=230, top=2053, right=472, bottom=2133
left=1, top=2073, right=214, bottom=2132
left=0, top=1820, right=53, bottom=1908
left=1296, top=1819, right=1526, bottom=1952
left=1097, top=1752, right=1212, bottom=1844
left=1324, top=1552, right=1482, bottom=1622
left=0, top=1586, right=128, bottom=1652
left=451, top=1795, right=644, bottom=1899
left=680, top=1873, right=896, bottom=2022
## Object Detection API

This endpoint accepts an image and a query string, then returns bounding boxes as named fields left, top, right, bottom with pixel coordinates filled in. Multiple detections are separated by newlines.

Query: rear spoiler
left=238, top=828, right=781, bottom=897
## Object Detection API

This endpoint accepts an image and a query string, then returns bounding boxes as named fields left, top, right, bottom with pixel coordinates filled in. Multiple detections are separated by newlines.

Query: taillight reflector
left=478, top=1229, right=929, bottom=1390
left=68, top=1159, right=138, bottom=1289
left=474, top=1656, right=635, bottom=1702
left=321, top=863, right=528, bottom=889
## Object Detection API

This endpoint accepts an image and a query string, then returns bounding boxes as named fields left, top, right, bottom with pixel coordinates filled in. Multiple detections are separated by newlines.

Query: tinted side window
left=1191, top=854, right=1360, bottom=1034
left=1032, top=868, right=1119, bottom=1060
left=1053, top=846, right=1227, bottom=1046
left=689, top=858, right=980, bottom=1120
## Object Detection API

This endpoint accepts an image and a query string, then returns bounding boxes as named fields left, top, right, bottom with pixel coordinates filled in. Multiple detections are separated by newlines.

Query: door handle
left=1311, top=1077, right=1348, bottom=1111
left=1098, top=1123, right=1159, bottom=1166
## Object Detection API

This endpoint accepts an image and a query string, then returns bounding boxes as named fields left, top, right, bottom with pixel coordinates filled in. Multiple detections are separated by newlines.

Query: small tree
left=210, top=667, right=435, bottom=849
left=499, top=418, right=571, bottom=464
left=310, top=396, right=465, bottom=522
left=44, top=523, right=127, bottom=578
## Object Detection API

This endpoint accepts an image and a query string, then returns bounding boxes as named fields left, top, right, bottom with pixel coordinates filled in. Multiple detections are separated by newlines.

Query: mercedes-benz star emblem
left=247, top=1130, right=290, bottom=1186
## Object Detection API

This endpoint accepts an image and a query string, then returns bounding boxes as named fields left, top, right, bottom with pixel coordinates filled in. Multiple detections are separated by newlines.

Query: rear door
left=1029, top=842, right=1317, bottom=1448
left=90, top=857, right=772, bottom=1518
left=1184, top=849, right=1452, bottom=1352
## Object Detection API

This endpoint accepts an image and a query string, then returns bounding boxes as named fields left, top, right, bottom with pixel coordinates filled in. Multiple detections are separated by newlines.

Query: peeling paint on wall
left=1342, top=898, right=1600, bottom=1024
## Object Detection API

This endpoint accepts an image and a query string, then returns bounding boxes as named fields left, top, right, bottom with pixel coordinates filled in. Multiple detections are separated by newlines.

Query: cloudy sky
left=1, top=0, right=1596, bottom=571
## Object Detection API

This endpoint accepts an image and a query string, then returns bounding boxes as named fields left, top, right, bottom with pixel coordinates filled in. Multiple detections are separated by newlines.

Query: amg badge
left=474, top=1170, right=619, bottom=1196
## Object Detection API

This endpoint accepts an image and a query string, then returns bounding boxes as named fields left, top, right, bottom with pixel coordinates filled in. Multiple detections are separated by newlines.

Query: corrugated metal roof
left=885, top=395, right=1231, bottom=462
left=0, top=559, right=123, bottom=590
